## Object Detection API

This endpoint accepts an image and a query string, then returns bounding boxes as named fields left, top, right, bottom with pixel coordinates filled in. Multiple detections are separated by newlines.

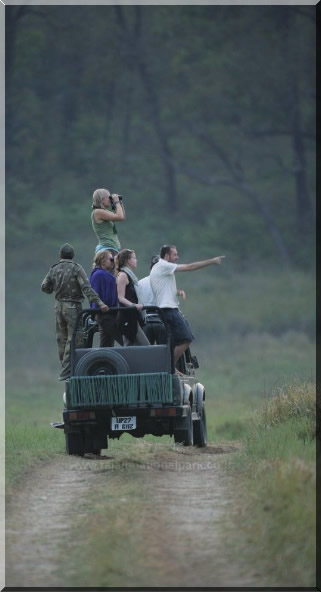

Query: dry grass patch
left=254, top=380, right=316, bottom=434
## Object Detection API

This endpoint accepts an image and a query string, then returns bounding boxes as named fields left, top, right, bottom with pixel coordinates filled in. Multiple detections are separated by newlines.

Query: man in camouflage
left=41, top=243, right=108, bottom=380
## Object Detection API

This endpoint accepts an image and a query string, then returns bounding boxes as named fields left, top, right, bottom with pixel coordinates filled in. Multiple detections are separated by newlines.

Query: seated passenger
left=90, top=250, right=123, bottom=347
left=116, top=249, right=150, bottom=346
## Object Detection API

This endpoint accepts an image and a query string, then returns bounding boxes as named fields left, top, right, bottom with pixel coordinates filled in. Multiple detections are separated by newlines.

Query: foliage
left=6, top=5, right=315, bottom=267
left=5, top=7, right=315, bottom=394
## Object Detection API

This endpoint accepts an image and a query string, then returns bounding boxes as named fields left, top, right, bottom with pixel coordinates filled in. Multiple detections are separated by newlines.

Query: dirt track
left=6, top=444, right=255, bottom=588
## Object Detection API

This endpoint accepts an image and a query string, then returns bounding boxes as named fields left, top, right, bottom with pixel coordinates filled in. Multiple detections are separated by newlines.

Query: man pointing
left=150, top=245, right=225, bottom=364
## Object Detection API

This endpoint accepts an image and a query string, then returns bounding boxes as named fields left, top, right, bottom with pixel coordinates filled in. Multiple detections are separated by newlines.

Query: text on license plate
left=111, top=416, right=136, bottom=431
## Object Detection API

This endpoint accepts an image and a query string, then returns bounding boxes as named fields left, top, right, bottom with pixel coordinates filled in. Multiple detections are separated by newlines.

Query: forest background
left=6, top=4, right=316, bottom=397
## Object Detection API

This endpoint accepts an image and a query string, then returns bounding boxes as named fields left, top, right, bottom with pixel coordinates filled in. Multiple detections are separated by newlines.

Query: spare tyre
left=75, top=349, right=129, bottom=376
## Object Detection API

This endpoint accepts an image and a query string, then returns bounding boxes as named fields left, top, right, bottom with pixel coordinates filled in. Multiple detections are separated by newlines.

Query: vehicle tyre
left=194, top=383, right=205, bottom=413
left=87, top=448, right=101, bottom=455
left=74, top=349, right=129, bottom=376
left=65, top=431, right=85, bottom=456
left=193, top=406, right=207, bottom=447
left=174, top=406, right=193, bottom=446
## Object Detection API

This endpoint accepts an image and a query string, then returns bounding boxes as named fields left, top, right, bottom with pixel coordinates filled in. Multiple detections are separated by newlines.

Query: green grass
left=6, top=264, right=316, bottom=581
left=196, top=330, right=315, bottom=441
left=253, top=380, right=316, bottom=432
left=7, top=267, right=315, bottom=373
left=5, top=425, right=64, bottom=491
left=52, top=447, right=177, bottom=588
left=5, top=381, right=65, bottom=489
left=177, top=268, right=315, bottom=339
left=6, top=381, right=63, bottom=427
left=5, top=373, right=316, bottom=587
left=221, top=381, right=316, bottom=587
left=197, top=331, right=315, bottom=399
left=5, top=325, right=315, bottom=485
left=56, top=467, right=148, bottom=587
left=5, top=266, right=316, bottom=586
left=242, top=381, right=316, bottom=464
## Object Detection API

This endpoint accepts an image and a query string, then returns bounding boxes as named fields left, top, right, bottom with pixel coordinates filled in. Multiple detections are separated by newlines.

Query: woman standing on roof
left=116, top=249, right=150, bottom=346
left=91, top=188, right=126, bottom=254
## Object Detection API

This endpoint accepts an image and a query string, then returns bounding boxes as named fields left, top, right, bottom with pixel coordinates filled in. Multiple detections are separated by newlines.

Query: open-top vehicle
left=53, top=307, right=207, bottom=455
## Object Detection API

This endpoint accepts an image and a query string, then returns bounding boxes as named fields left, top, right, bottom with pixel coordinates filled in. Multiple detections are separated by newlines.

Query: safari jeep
left=53, top=307, right=207, bottom=456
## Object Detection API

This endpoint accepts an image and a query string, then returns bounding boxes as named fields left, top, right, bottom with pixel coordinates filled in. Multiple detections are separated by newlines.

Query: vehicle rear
left=58, top=308, right=207, bottom=455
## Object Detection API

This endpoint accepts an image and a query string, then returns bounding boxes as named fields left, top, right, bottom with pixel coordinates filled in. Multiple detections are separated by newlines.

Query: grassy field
left=6, top=324, right=315, bottom=486
left=6, top=377, right=316, bottom=586
left=219, top=381, right=316, bottom=587
left=6, top=332, right=315, bottom=486
left=6, top=374, right=316, bottom=587
left=5, top=267, right=316, bottom=585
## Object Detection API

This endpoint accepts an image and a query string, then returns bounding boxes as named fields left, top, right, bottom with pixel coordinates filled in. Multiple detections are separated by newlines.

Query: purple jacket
left=89, top=267, right=118, bottom=309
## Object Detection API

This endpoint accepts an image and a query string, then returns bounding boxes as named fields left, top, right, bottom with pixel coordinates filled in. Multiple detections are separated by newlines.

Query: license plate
left=111, top=416, right=136, bottom=431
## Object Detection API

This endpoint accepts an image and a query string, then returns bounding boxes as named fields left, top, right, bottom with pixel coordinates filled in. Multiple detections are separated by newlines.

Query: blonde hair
left=92, top=188, right=110, bottom=209
left=92, top=249, right=113, bottom=269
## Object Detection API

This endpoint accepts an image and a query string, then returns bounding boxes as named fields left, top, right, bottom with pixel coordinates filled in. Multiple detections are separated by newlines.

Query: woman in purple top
left=90, top=250, right=123, bottom=347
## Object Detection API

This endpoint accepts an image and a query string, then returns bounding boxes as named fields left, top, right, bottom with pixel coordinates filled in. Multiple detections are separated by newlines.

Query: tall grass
left=222, top=381, right=316, bottom=587
left=253, top=380, right=316, bottom=432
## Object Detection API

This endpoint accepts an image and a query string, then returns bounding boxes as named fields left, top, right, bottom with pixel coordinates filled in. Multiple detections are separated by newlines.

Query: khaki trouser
left=55, top=301, right=82, bottom=379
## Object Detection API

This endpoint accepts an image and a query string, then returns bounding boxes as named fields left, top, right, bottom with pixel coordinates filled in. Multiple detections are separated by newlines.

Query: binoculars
left=110, top=195, right=123, bottom=211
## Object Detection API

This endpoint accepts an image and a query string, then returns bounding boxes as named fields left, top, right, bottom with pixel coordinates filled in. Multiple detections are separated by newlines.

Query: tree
left=114, top=6, right=178, bottom=211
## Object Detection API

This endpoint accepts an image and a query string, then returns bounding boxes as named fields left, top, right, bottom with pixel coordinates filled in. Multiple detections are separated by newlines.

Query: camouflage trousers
left=55, top=301, right=83, bottom=379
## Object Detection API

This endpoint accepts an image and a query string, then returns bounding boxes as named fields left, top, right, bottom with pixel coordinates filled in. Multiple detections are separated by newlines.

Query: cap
left=60, top=243, right=74, bottom=259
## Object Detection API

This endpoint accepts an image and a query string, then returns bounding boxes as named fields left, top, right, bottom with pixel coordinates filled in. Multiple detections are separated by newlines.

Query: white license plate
left=111, top=416, right=136, bottom=431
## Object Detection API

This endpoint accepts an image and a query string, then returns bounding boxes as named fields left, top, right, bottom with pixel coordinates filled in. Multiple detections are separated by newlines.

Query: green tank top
left=91, top=210, right=121, bottom=251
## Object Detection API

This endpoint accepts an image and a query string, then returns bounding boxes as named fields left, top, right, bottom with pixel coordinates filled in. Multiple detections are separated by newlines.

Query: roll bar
left=70, top=306, right=175, bottom=375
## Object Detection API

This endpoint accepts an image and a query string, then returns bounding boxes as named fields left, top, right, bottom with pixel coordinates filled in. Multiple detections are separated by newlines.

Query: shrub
left=253, top=381, right=316, bottom=440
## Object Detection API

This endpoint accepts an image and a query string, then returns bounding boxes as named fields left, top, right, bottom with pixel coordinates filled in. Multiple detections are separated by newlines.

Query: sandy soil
left=5, top=444, right=255, bottom=588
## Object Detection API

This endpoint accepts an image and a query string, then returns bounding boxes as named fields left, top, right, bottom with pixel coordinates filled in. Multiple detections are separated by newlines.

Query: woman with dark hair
left=90, top=250, right=123, bottom=347
left=91, top=188, right=126, bottom=254
left=116, top=249, right=150, bottom=346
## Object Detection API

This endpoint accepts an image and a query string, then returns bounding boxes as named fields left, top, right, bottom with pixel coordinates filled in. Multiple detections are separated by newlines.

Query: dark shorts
left=143, top=313, right=167, bottom=345
left=161, top=308, right=194, bottom=346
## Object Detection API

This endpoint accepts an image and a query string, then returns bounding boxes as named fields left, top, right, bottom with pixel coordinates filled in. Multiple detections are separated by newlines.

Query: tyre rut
left=5, top=444, right=253, bottom=587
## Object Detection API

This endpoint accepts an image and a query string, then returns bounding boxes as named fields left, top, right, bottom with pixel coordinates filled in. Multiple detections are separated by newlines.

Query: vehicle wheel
left=193, top=407, right=207, bottom=447
left=87, top=448, right=101, bottom=456
left=74, top=349, right=129, bottom=376
left=174, top=407, right=193, bottom=446
left=65, top=431, right=85, bottom=456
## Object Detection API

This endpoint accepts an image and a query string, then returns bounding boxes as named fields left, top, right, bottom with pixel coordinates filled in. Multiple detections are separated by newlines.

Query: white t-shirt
left=137, top=276, right=155, bottom=306
left=150, top=259, right=178, bottom=308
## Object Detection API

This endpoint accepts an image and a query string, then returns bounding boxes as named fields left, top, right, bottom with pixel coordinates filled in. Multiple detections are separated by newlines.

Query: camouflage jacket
left=41, top=259, right=104, bottom=307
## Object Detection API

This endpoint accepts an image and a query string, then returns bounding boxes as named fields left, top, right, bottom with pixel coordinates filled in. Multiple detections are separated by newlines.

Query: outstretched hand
left=213, top=256, right=226, bottom=265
